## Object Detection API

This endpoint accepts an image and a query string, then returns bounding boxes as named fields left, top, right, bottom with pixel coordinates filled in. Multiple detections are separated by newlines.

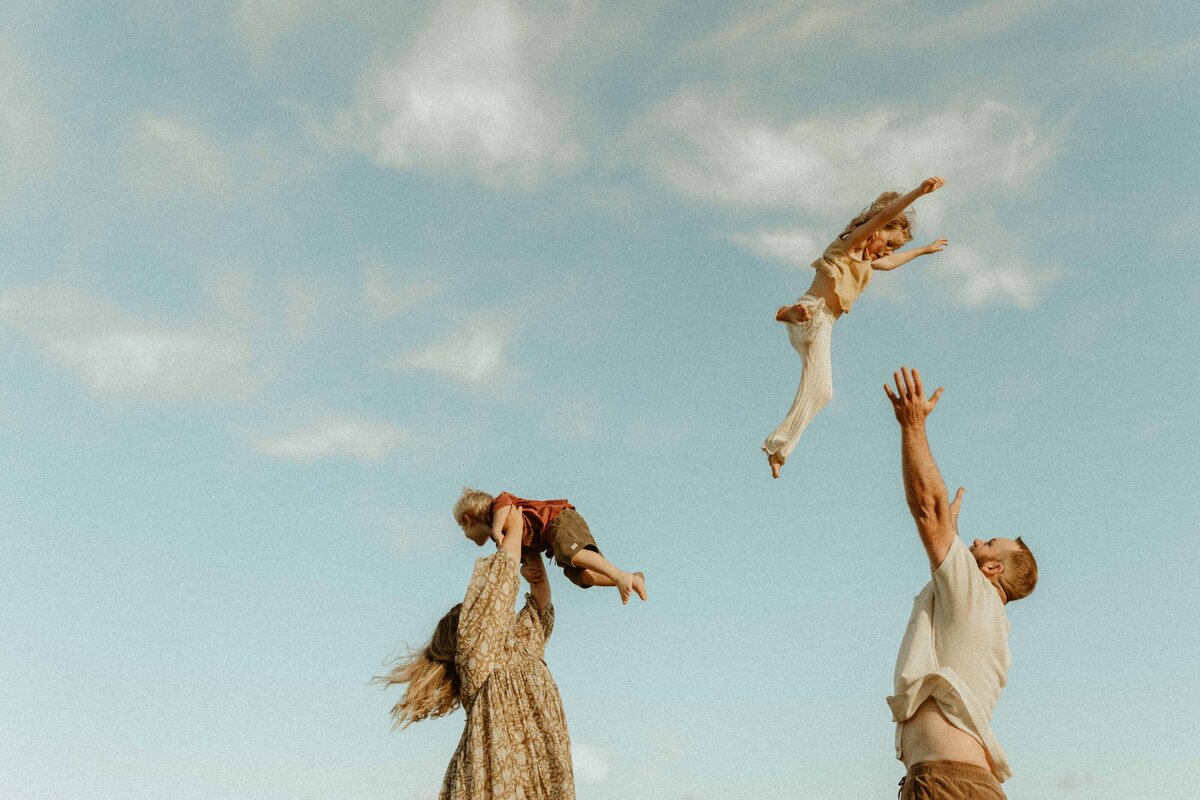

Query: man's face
left=970, top=537, right=1018, bottom=572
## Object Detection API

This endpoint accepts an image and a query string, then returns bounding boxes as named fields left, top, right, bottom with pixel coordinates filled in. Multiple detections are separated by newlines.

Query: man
left=884, top=367, right=1038, bottom=799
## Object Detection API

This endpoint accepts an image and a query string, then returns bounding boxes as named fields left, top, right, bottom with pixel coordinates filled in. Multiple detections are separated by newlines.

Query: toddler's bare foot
left=616, top=571, right=646, bottom=604
left=767, top=452, right=784, bottom=479
left=775, top=303, right=811, bottom=324
left=631, top=571, right=647, bottom=601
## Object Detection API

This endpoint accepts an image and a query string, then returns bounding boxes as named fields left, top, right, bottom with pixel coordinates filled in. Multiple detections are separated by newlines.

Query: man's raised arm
left=884, top=366, right=964, bottom=570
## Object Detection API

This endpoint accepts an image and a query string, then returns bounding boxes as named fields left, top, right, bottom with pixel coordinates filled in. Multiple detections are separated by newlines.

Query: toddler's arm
left=872, top=238, right=948, bottom=271
left=844, top=177, right=944, bottom=250
left=491, top=504, right=511, bottom=544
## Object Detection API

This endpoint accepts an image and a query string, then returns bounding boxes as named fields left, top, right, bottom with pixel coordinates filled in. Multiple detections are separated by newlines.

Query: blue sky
left=2, top=1, right=1198, bottom=798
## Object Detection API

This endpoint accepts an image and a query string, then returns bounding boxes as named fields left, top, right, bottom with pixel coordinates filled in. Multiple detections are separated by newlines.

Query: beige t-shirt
left=811, top=237, right=873, bottom=313
left=887, top=537, right=1013, bottom=782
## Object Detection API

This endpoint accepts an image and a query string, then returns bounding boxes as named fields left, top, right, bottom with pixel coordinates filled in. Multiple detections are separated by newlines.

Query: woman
left=376, top=523, right=574, bottom=799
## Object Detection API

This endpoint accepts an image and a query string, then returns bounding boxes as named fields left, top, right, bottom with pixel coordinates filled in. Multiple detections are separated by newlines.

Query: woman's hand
left=923, top=238, right=948, bottom=254
left=521, top=552, right=551, bottom=607
left=918, top=176, right=945, bottom=195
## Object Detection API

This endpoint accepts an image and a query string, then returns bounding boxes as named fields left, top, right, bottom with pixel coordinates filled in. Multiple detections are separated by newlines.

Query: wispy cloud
left=389, top=315, right=517, bottom=387
left=331, top=0, right=581, bottom=190
left=690, top=0, right=1062, bottom=58
left=364, top=266, right=443, bottom=322
left=641, top=90, right=1062, bottom=308
left=728, top=227, right=823, bottom=269
left=232, top=0, right=318, bottom=53
left=633, top=91, right=1056, bottom=212
left=0, top=40, right=58, bottom=197
left=926, top=244, right=1058, bottom=309
left=0, top=286, right=258, bottom=401
left=251, top=416, right=405, bottom=462
left=123, top=114, right=234, bottom=196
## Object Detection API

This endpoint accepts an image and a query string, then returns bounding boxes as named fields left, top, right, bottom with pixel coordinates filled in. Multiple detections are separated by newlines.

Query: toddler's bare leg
left=571, top=549, right=647, bottom=604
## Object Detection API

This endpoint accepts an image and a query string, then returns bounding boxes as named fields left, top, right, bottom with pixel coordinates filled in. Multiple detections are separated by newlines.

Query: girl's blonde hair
left=452, top=487, right=494, bottom=526
left=373, top=604, right=463, bottom=728
left=840, top=191, right=915, bottom=247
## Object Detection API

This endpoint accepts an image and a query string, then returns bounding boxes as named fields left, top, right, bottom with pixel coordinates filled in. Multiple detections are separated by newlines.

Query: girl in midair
left=764, top=176, right=947, bottom=478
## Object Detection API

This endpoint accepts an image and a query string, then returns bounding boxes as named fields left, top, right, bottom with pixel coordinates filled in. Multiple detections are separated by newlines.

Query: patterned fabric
left=440, top=552, right=575, bottom=800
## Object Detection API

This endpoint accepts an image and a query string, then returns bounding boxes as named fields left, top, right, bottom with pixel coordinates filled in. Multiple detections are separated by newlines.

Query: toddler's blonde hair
left=373, top=604, right=463, bottom=728
left=452, top=487, right=494, bottom=526
left=840, top=191, right=914, bottom=248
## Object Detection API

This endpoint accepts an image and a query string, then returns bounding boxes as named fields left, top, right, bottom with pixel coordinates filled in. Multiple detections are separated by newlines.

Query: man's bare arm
left=884, top=366, right=964, bottom=569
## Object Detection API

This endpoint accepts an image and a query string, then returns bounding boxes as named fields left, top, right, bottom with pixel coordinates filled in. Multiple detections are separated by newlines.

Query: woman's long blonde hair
left=840, top=191, right=914, bottom=246
left=373, top=604, right=463, bottom=728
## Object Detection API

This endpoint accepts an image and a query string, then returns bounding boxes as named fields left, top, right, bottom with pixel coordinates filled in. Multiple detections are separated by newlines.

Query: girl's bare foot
left=767, top=452, right=784, bottom=479
left=775, top=303, right=811, bottom=324
left=616, top=571, right=646, bottom=604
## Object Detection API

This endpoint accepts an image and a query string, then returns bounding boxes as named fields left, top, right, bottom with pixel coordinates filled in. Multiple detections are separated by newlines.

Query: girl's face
left=865, top=231, right=894, bottom=259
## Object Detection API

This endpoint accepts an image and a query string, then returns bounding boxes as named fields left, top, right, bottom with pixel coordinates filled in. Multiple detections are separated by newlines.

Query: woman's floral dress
left=440, top=552, right=574, bottom=799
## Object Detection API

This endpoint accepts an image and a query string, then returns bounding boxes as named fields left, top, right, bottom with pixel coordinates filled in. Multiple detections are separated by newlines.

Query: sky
left=2, top=1, right=1198, bottom=798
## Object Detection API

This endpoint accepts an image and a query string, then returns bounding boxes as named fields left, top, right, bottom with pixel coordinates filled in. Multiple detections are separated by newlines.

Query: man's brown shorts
left=898, top=761, right=1006, bottom=800
left=545, top=508, right=600, bottom=588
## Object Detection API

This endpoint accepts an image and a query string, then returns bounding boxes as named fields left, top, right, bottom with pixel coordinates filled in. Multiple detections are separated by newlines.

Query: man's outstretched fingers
left=929, top=386, right=944, bottom=408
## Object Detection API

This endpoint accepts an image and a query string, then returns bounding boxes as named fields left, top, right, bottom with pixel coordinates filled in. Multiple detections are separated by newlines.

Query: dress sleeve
left=455, top=552, right=520, bottom=701
left=514, top=595, right=555, bottom=659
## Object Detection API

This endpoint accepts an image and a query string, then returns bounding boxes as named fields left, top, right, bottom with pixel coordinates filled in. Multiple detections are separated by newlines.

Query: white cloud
left=728, top=227, right=823, bottom=269
left=571, top=742, right=612, bottom=785
left=926, top=243, right=1057, bottom=309
left=390, top=316, right=516, bottom=386
left=0, top=285, right=257, bottom=401
left=232, top=0, right=316, bottom=53
left=123, top=114, right=234, bottom=196
left=364, top=266, right=443, bottom=322
left=0, top=40, right=57, bottom=196
left=635, top=91, right=1055, bottom=212
left=251, top=416, right=405, bottom=463
left=332, top=0, right=581, bottom=190
left=692, top=0, right=1062, bottom=57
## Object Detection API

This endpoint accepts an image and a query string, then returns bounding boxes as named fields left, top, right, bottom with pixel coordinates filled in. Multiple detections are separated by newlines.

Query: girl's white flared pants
left=762, top=295, right=835, bottom=461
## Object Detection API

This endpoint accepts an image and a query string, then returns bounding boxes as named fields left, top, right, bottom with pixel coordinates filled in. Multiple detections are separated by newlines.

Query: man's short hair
left=999, top=537, right=1038, bottom=602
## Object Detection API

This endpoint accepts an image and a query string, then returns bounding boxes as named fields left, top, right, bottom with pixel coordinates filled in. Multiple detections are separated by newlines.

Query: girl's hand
left=924, top=238, right=948, bottom=254
left=918, top=176, right=945, bottom=195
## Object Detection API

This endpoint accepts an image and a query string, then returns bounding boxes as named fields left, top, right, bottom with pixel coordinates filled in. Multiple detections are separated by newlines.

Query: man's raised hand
left=884, top=366, right=944, bottom=428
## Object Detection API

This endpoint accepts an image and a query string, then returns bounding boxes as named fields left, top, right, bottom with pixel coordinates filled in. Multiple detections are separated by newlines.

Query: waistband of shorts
left=905, top=760, right=998, bottom=783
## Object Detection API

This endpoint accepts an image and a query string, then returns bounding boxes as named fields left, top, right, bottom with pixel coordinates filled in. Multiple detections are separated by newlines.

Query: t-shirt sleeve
left=491, top=492, right=519, bottom=517
left=931, top=537, right=1001, bottom=626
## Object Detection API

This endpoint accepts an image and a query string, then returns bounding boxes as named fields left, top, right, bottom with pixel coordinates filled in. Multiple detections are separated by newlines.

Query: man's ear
left=981, top=560, right=1004, bottom=577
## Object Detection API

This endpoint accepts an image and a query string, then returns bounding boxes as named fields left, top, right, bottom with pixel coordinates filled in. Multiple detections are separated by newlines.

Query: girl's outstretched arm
left=844, top=176, right=944, bottom=249
left=872, top=238, right=948, bottom=271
